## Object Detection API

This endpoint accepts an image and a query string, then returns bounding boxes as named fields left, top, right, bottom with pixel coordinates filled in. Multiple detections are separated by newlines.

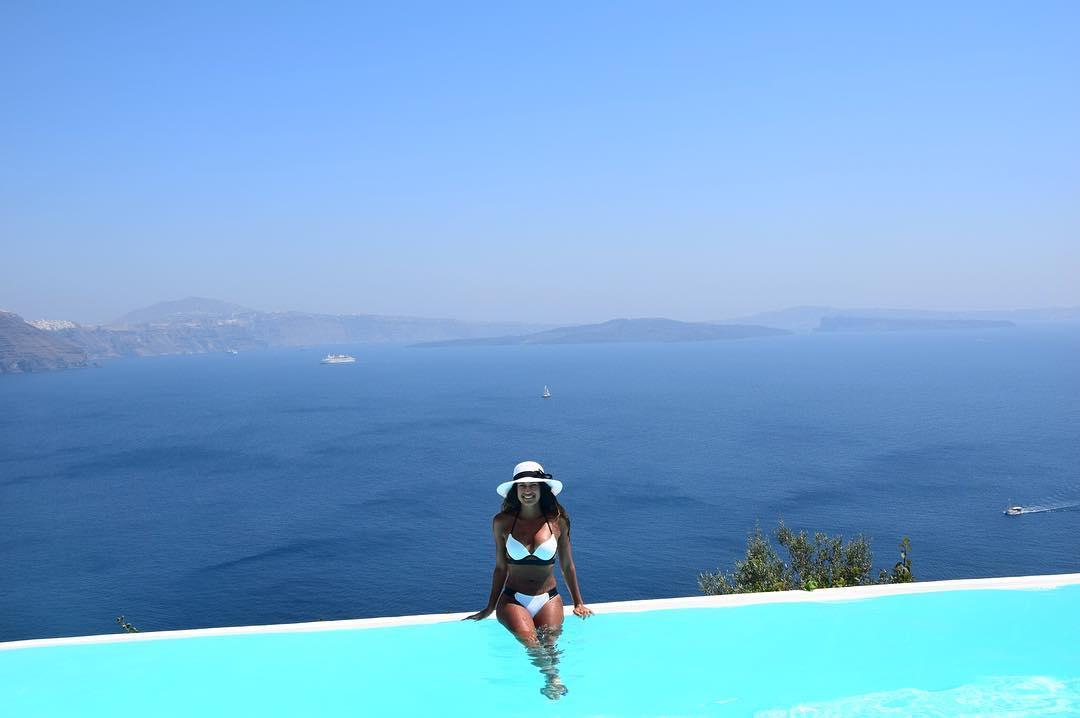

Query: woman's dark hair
left=501, top=482, right=571, bottom=531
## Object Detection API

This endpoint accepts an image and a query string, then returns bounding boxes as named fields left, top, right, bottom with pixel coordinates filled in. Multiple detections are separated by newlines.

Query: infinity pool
left=3, top=576, right=1078, bottom=717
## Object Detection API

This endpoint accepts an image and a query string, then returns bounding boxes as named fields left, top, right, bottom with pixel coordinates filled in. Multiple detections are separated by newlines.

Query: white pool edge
left=4, top=571, right=1078, bottom=653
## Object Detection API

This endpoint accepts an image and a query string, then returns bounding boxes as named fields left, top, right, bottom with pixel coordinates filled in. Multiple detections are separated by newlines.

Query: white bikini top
left=505, top=514, right=558, bottom=564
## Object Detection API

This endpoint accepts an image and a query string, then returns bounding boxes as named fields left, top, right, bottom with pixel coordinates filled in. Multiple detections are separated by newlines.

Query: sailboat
left=542, top=385, right=552, bottom=399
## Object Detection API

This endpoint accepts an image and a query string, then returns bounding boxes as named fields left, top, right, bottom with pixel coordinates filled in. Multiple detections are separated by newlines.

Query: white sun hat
left=497, top=460, right=563, bottom=498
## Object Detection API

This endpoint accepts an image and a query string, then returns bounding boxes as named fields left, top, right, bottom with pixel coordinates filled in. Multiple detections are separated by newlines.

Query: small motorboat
left=1003, top=505, right=1023, bottom=516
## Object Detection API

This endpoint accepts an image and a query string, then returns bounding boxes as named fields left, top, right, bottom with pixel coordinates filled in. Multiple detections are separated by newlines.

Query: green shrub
left=115, top=615, right=139, bottom=633
left=698, top=521, right=914, bottom=595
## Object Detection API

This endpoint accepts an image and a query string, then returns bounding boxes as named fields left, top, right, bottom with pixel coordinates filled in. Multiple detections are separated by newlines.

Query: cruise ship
left=321, top=354, right=356, bottom=364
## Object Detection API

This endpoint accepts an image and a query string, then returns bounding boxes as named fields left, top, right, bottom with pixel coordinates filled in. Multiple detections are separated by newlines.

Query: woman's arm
left=557, top=517, right=593, bottom=618
left=464, top=514, right=508, bottom=620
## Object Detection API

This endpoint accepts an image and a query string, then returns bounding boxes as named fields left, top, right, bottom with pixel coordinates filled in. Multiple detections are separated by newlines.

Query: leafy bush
left=115, top=615, right=139, bottom=633
left=698, top=521, right=914, bottom=595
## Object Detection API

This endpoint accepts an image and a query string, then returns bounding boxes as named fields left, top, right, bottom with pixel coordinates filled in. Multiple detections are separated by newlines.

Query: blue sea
left=2, top=326, right=1078, bottom=642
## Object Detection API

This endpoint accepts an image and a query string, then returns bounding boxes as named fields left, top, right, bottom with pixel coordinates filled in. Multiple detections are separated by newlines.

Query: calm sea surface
left=2, top=327, right=1078, bottom=641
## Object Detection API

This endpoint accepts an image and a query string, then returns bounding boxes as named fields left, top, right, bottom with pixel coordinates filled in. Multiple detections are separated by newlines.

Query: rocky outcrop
left=47, top=321, right=264, bottom=358
left=0, top=311, right=93, bottom=373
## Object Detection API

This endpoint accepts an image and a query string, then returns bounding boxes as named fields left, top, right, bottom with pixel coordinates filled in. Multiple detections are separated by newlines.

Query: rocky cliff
left=1, top=298, right=551, bottom=372
left=0, top=311, right=93, bottom=373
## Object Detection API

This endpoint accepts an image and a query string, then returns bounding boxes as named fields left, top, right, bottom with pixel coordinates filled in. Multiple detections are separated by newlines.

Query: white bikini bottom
left=504, top=587, right=559, bottom=618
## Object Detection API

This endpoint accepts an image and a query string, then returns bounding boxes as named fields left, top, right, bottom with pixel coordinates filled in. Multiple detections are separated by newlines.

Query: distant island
left=3, top=298, right=1075, bottom=373
left=717, top=305, right=1078, bottom=332
left=815, top=317, right=1015, bottom=333
left=414, top=318, right=789, bottom=347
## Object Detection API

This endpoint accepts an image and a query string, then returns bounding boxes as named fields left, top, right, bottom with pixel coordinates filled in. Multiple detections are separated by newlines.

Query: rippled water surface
left=1, top=326, right=1078, bottom=641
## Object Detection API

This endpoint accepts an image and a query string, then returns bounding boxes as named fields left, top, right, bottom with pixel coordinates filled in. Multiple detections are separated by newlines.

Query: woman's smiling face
left=516, top=482, right=541, bottom=506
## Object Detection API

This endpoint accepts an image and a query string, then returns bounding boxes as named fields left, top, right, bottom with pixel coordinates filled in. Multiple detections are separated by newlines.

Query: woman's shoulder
left=492, top=511, right=514, bottom=527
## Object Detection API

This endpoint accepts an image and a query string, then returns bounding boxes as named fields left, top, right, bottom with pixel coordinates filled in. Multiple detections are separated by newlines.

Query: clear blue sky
left=2, top=2, right=1078, bottom=324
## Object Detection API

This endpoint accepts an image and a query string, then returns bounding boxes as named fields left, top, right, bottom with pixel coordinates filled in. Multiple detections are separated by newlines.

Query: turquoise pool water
left=3, top=584, right=1079, bottom=717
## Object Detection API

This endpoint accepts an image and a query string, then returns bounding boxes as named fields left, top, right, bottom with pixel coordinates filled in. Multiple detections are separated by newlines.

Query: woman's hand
left=463, top=607, right=494, bottom=621
left=573, top=603, right=593, bottom=619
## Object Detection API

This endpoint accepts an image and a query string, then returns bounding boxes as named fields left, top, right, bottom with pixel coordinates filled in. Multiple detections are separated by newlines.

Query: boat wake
left=1011, top=501, right=1080, bottom=515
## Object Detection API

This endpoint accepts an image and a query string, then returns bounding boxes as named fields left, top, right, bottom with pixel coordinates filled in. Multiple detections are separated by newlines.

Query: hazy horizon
left=4, top=294, right=1080, bottom=329
left=3, top=4, right=1078, bottom=325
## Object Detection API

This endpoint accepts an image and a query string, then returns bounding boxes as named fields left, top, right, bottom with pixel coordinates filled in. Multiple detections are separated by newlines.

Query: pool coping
left=3, top=571, right=1078, bottom=653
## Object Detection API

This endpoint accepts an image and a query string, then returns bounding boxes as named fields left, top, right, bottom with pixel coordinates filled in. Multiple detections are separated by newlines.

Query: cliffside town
left=0, top=298, right=547, bottom=373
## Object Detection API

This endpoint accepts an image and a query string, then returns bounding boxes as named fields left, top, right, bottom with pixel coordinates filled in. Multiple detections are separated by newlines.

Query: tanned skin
left=464, top=481, right=592, bottom=699
left=464, top=481, right=591, bottom=632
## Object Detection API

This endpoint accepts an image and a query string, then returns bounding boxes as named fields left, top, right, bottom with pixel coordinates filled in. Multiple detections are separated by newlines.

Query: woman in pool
left=465, top=460, right=592, bottom=699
